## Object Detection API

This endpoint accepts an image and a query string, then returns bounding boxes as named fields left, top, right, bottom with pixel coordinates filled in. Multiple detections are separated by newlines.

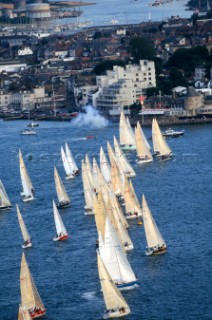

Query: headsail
left=54, top=166, right=70, bottom=204
left=100, top=146, right=111, bottom=183
left=135, top=123, right=153, bottom=162
left=18, top=305, right=32, bottom=320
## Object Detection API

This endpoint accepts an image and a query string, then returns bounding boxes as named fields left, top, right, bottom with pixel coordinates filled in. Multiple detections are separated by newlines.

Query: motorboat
left=20, top=128, right=36, bottom=135
left=163, top=128, right=184, bottom=138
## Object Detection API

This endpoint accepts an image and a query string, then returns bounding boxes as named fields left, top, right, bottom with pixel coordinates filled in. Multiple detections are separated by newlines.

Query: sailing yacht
left=82, top=159, right=94, bottom=215
left=65, top=142, right=79, bottom=176
left=19, top=150, right=34, bottom=202
left=20, top=253, right=46, bottom=318
left=123, top=178, right=142, bottom=219
left=142, top=194, right=167, bottom=255
left=152, top=118, right=172, bottom=160
left=119, top=111, right=136, bottom=151
left=95, top=192, right=138, bottom=290
left=114, top=136, right=136, bottom=178
left=61, top=146, right=75, bottom=179
left=135, top=122, right=153, bottom=164
left=0, top=179, right=11, bottom=210
left=54, top=166, right=71, bottom=209
left=53, top=200, right=69, bottom=241
left=18, top=305, right=32, bottom=320
left=17, top=204, right=32, bottom=249
left=97, top=252, right=131, bottom=319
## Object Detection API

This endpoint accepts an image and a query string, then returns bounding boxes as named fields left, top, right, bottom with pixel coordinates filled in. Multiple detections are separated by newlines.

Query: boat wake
left=81, top=291, right=97, bottom=301
left=70, top=106, right=108, bottom=129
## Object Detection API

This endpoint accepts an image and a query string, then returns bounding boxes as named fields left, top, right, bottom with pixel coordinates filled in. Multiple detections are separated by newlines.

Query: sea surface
left=0, top=118, right=211, bottom=320
left=66, top=0, right=193, bottom=27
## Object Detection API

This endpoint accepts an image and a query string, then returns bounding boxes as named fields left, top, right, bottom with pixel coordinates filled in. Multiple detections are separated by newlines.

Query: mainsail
left=135, top=123, right=153, bottom=161
left=20, top=253, right=45, bottom=312
left=19, top=149, right=34, bottom=201
left=81, top=160, right=94, bottom=212
left=65, top=142, right=78, bottom=173
left=119, top=111, right=135, bottom=147
left=61, top=146, right=74, bottom=179
left=53, top=200, right=68, bottom=237
left=54, top=166, right=70, bottom=204
left=142, top=194, right=166, bottom=249
left=114, top=136, right=136, bottom=177
left=0, top=179, right=11, bottom=209
left=17, top=204, right=31, bottom=246
left=152, top=118, right=172, bottom=157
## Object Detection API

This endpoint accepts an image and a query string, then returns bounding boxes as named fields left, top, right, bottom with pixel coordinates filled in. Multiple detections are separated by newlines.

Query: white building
left=95, top=60, right=156, bottom=115
left=18, top=47, right=33, bottom=56
left=0, top=92, right=12, bottom=111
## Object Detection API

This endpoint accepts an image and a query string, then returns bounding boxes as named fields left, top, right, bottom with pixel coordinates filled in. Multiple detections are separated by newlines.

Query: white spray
left=70, top=105, right=108, bottom=129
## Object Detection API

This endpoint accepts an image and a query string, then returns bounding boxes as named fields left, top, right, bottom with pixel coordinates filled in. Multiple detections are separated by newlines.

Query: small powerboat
left=20, top=128, right=36, bottom=135
left=163, top=128, right=184, bottom=138
left=27, top=121, right=39, bottom=128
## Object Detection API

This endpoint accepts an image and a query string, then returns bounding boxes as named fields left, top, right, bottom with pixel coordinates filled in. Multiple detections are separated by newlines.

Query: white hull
left=21, top=194, right=34, bottom=202
left=103, top=308, right=131, bottom=319
left=22, top=242, right=32, bottom=249
left=125, top=212, right=142, bottom=219
left=136, top=158, right=153, bottom=164
left=65, top=174, right=75, bottom=180
left=120, top=145, right=136, bottom=151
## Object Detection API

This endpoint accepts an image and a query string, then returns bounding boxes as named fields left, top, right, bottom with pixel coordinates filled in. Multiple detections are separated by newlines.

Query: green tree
left=93, top=60, right=126, bottom=75
left=128, top=37, right=156, bottom=63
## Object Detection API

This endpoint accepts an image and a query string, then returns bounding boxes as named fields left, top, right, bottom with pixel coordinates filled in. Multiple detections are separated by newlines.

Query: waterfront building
left=95, top=60, right=156, bottom=115
left=183, top=86, right=203, bottom=116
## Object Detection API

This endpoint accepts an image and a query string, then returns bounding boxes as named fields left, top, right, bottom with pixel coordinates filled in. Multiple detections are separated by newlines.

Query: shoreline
left=1, top=114, right=212, bottom=127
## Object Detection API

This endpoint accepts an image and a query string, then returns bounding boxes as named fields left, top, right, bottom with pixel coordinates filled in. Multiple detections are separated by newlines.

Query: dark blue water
left=0, top=120, right=211, bottom=320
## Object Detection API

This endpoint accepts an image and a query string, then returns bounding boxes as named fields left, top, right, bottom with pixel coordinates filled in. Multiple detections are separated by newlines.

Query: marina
left=0, top=118, right=211, bottom=319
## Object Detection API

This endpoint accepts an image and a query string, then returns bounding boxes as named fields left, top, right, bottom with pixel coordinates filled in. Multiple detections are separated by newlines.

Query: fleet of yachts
left=0, top=113, right=173, bottom=319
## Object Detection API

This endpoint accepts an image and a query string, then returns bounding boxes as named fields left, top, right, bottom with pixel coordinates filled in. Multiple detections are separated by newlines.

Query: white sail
left=97, top=252, right=131, bottom=318
left=18, top=305, right=32, bottom=320
left=124, top=178, right=141, bottom=216
left=109, top=188, right=129, bottom=229
left=19, top=150, right=34, bottom=201
left=82, top=160, right=94, bottom=212
left=53, top=200, right=68, bottom=236
left=142, top=194, right=166, bottom=249
left=137, top=121, right=151, bottom=149
left=92, top=158, right=101, bottom=192
left=61, top=146, right=74, bottom=178
left=126, top=117, right=136, bottom=145
left=99, top=216, right=137, bottom=287
left=135, top=123, right=153, bottom=162
left=100, top=146, right=111, bottom=183
left=0, top=179, right=11, bottom=208
left=152, top=118, right=172, bottom=157
left=84, top=154, right=93, bottom=188
left=65, top=142, right=78, bottom=172
left=107, top=197, right=133, bottom=251
left=114, top=136, right=136, bottom=178
left=119, top=111, right=135, bottom=148
left=54, top=166, right=70, bottom=204
left=16, top=204, right=31, bottom=244
left=20, top=253, right=45, bottom=314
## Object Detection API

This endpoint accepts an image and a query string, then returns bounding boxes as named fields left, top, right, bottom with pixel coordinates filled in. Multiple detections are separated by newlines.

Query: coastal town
left=0, top=0, right=212, bottom=125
